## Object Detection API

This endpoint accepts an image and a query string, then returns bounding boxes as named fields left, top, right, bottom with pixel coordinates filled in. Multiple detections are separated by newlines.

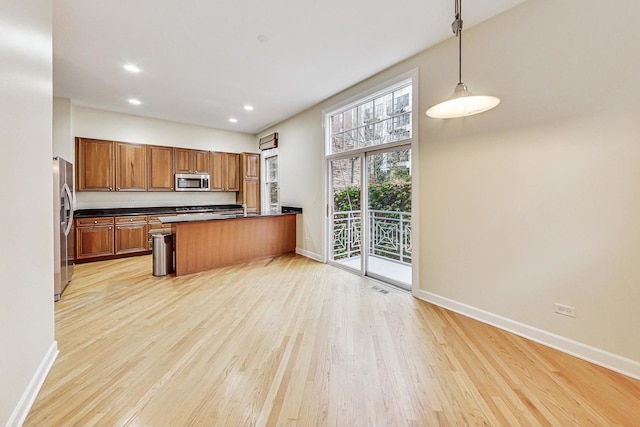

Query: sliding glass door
left=329, top=147, right=412, bottom=290
left=329, top=156, right=363, bottom=272
left=365, top=147, right=411, bottom=289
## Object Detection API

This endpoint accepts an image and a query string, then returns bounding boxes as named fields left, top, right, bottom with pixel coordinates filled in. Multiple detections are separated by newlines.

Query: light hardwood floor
left=26, top=254, right=640, bottom=426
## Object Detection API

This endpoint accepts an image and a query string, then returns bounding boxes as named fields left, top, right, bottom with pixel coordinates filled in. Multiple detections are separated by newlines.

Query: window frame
left=261, top=148, right=279, bottom=214
left=325, top=78, right=413, bottom=157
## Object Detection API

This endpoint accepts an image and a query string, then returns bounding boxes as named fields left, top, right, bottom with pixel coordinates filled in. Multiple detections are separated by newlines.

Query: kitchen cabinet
left=225, top=153, right=240, bottom=191
left=175, top=148, right=209, bottom=174
left=237, top=152, right=260, bottom=213
left=115, top=141, right=147, bottom=191
left=75, top=217, right=115, bottom=259
left=243, top=152, right=260, bottom=179
left=76, top=137, right=242, bottom=193
left=210, top=151, right=239, bottom=191
left=240, top=179, right=260, bottom=213
left=147, top=145, right=174, bottom=191
left=115, top=215, right=148, bottom=255
left=147, top=214, right=176, bottom=250
left=76, top=138, right=114, bottom=191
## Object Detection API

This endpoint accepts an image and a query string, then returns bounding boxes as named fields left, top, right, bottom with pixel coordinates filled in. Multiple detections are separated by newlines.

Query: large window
left=327, top=82, right=412, bottom=155
left=325, top=75, right=415, bottom=290
left=262, top=148, right=278, bottom=213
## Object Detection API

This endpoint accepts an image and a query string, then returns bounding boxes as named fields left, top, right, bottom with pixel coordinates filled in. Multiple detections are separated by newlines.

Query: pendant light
left=426, top=0, right=500, bottom=119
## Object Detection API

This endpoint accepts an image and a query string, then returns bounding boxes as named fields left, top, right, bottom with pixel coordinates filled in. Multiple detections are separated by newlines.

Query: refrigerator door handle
left=62, top=183, right=73, bottom=236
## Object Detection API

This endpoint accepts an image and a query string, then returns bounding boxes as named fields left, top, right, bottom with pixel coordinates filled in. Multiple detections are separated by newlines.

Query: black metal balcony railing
left=332, top=210, right=412, bottom=265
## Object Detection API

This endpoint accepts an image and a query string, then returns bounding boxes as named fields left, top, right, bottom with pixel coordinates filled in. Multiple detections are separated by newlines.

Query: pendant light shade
left=426, top=0, right=500, bottom=119
left=426, top=83, right=500, bottom=119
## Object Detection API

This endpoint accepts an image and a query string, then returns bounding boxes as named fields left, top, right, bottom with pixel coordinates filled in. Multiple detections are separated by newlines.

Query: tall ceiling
left=53, top=0, right=524, bottom=135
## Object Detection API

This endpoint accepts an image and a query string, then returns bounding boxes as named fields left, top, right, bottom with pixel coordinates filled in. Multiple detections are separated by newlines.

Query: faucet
left=242, top=203, right=247, bottom=217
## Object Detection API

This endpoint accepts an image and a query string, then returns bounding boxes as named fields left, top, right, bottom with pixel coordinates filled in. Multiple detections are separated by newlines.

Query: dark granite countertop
left=74, top=204, right=243, bottom=218
left=281, top=206, right=303, bottom=214
left=158, top=211, right=296, bottom=224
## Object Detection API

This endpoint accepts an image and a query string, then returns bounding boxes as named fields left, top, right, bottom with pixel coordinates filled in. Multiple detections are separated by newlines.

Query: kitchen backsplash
left=75, top=191, right=237, bottom=210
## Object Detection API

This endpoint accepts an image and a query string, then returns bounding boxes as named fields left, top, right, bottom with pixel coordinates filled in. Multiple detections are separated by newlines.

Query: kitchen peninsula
left=160, top=211, right=298, bottom=276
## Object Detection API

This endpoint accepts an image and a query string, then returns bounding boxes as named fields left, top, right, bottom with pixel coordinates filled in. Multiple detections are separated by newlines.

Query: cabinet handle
left=94, top=221, right=98, bottom=224
left=109, top=227, right=112, bottom=230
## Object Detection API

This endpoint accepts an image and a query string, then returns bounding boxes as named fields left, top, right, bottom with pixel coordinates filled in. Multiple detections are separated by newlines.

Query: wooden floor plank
left=25, top=254, right=640, bottom=426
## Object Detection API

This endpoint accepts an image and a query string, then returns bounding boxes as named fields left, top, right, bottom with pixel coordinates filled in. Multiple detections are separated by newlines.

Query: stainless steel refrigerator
left=53, top=156, right=75, bottom=301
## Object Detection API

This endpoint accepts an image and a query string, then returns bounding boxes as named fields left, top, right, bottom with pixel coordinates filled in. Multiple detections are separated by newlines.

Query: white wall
left=53, top=97, right=73, bottom=161
left=65, top=105, right=258, bottom=209
left=0, top=1, right=57, bottom=425
left=259, top=109, right=326, bottom=260
left=265, top=0, right=640, bottom=376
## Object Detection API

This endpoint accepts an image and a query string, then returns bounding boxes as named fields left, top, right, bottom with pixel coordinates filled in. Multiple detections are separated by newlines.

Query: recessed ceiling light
left=244, top=105, right=254, bottom=111
left=124, top=64, right=141, bottom=73
left=128, top=98, right=142, bottom=105
left=229, top=118, right=238, bottom=123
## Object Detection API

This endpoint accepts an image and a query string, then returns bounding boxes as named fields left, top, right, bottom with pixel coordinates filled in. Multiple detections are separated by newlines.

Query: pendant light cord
left=454, top=0, right=463, bottom=84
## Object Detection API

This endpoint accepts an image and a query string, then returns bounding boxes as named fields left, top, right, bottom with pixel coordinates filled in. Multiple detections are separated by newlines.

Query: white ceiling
left=53, top=0, right=524, bottom=135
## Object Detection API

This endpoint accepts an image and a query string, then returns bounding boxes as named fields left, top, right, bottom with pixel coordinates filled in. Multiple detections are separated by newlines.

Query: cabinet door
left=75, top=219, right=115, bottom=259
left=210, top=151, right=224, bottom=191
left=76, top=138, right=114, bottom=191
left=147, top=145, right=174, bottom=191
left=243, top=153, right=260, bottom=179
left=115, top=142, right=147, bottom=191
left=242, top=179, right=260, bottom=213
left=115, top=222, right=148, bottom=254
left=194, top=150, right=210, bottom=174
left=225, top=153, right=240, bottom=191
left=174, top=148, right=193, bottom=173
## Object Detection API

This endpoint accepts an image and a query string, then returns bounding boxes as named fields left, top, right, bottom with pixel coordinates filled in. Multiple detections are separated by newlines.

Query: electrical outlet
left=554, top=303, right=576, bottom=318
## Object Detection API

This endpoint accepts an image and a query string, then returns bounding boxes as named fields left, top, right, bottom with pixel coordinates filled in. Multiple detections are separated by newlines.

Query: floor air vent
left=370, top=285, right=390, bottom=294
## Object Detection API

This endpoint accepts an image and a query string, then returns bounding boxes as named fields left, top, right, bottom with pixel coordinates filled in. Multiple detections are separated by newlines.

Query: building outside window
left=328, top=83, right=412, bottom=154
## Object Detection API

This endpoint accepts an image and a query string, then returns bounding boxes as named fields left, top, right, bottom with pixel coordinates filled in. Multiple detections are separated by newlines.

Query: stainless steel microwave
left=175, top=173, right=210, bottom=191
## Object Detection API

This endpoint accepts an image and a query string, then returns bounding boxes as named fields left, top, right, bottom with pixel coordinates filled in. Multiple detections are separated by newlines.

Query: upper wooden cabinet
left=243, top=152, right=260, bottom=179
left=225, top=153, right=240, bottom=191
left=76, top=137, right=242, bottom=193
left=210, top=151, right=223, bottom=191
left=210, top=152, right=240, bottom=191
left=194, top=150, right=209, bottom=173
left=76, top=138, right=114, bottom=191
left=147, top=145, right=174, bottom=191
left=115, top=141, right=147, bottom=191
left=175, top=148, right=209, bottom=174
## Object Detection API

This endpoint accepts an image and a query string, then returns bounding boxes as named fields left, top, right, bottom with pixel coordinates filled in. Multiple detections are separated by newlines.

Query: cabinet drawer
left=115, top=215, right=148, bottom=224
left=76, top=217, right=114, bottom=226
left=148, top=223, right=173, bottom=232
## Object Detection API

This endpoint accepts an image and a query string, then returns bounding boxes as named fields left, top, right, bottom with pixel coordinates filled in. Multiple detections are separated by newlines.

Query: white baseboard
left=415, top=289, right=640, bottom=380
left=6, top=341, right=59, bottom=427
left=295, top=247, right=323, bottom=262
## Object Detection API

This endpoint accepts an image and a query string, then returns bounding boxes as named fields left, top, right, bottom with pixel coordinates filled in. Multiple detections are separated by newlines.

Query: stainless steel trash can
left=152, top=234, right=174, bottom=276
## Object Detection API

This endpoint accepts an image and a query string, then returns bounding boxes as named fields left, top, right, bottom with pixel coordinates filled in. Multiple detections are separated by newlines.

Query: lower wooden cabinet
left=240, top=179, right=260, bottom=214
left=115, top=216, right=148, bottom=255
left=147, top=214, right=175, bottom=250
left=75, top=217, right=115, bottom=260
left=76, top=215, right=151, bottom=261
